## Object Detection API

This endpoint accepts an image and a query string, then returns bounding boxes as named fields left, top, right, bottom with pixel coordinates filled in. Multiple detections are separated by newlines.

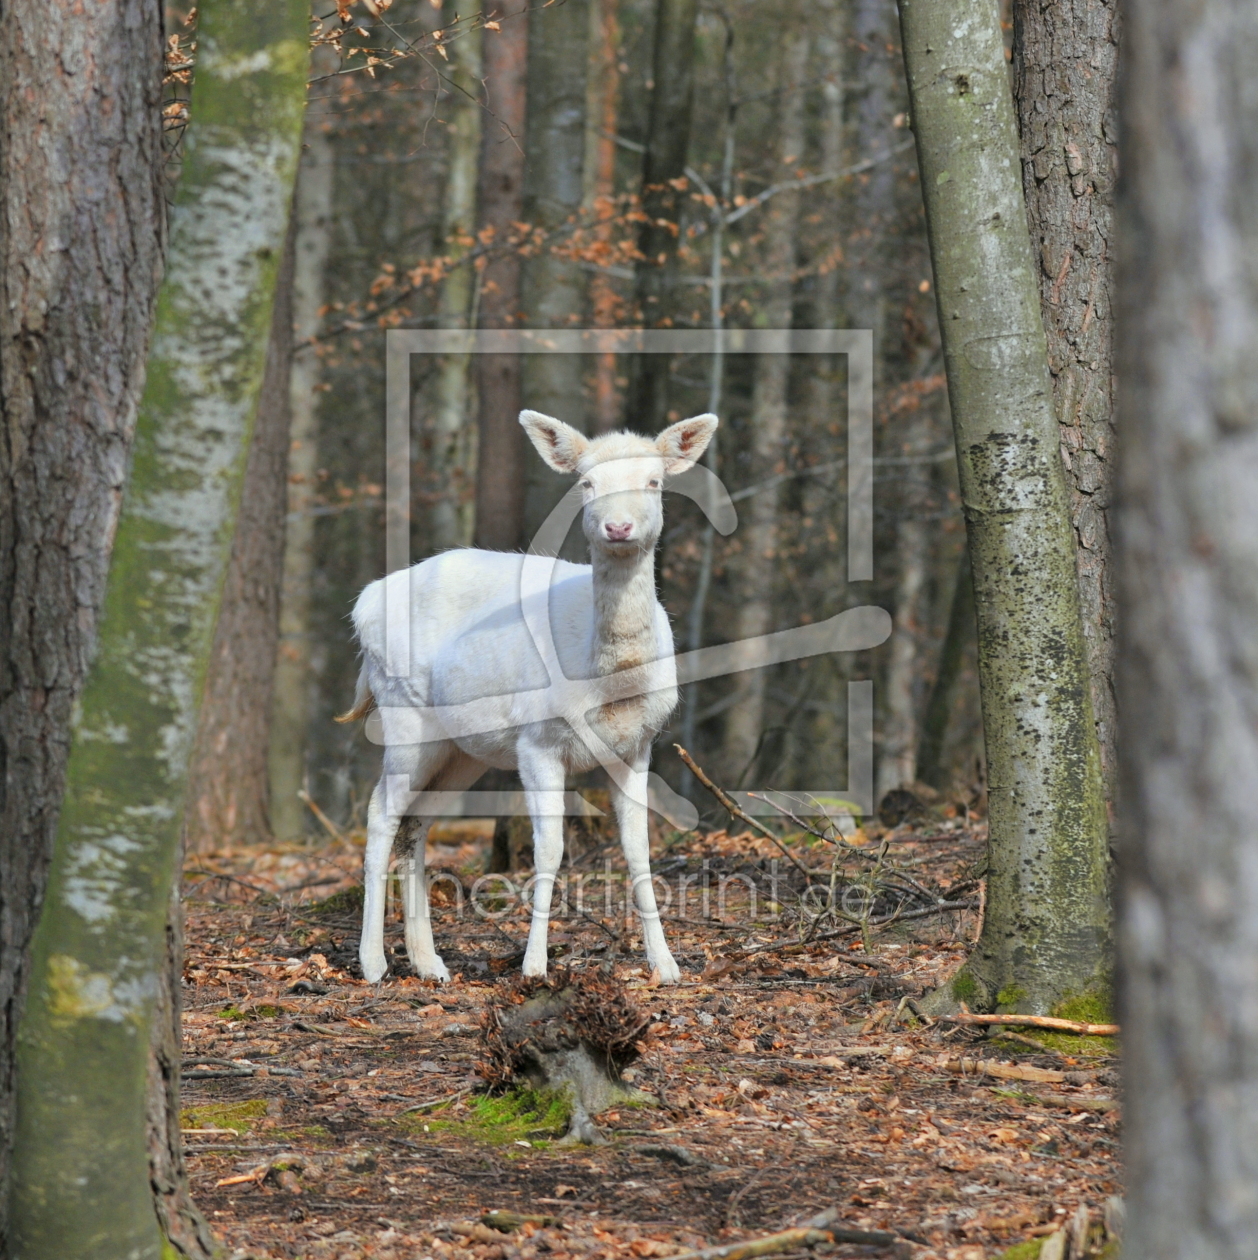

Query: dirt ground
left=179, top=805, right=1121, bottom=1260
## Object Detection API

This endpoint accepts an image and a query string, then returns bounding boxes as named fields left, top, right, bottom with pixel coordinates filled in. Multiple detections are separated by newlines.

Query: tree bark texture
left=627, top=0, right=699, bottom=434
left=269, top=112, right=336, bottom=842
left=474, top=5, right=529, bottom=552
left=1116, top=2, right=1258, bottom=1255
left=424, top=14, right=482, bottom=552
left=8, top=0, right=308, bottom=1251
left=0, top=0, right=166, bottom=1245
left=722, top=28, right=809, bottom=783
left=899, top=0, right=1110, bottom=1014
left=1013, top=0, right=1120, bottom=807
left=183, top=209, right=297, bottom=855
left=521, top=0, right=590, bottom=548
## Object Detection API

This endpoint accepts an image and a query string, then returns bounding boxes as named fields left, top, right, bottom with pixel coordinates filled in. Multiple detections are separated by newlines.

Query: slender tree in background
left=520, top=0, right=590, bottom=543
left=474, top=7, right=529, bottom=552
left=722, top=26, right=810, bottom=782
left=585, top=0, right=623, bottom=435
left=1117, top=2, right=1258, bottom=1252
left=1013, top=0, right=1120, bottom=807
left=916, top=546, right=974, bottom=790
left=0, top=0, right=165, bottom=1244
left=627, top=0, right=699, bottom=433
left=183, top=218, right=297, bottom=854
left=900, top=0, right=1109, bottom=1013
left=270, top=107, right=337, bottom=842
left=8, top=0, right=308, bottom=1252
left=425, top=15, right=483, bottom=552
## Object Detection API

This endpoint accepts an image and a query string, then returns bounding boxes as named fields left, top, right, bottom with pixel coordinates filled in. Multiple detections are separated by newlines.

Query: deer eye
left=648, top=479, right=661, bottom=489
left=580, top=479, right=592, bottom=491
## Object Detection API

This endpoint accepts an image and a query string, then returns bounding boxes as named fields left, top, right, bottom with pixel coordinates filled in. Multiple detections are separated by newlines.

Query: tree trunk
left=878, top=415, right=931, bottom=799
left=899, top=0, right=1109, bottom=1015
left=627, top=0, right=699, bottom=434
left=8, top=0, right=308, bottom=1251
left=916, top=545, right=974, bottom=790
left=269, top=111, right=336, bottom=843
left=520, top=0, right=589, bottom=546
left=1012, top=0, right=1120, bottom=812
left=474, top=5, right=529, bottom=552
left=585, top=0, right=622, bottom=435
left=183, top=210, right=298, bottom=854
left=0, top=0, right=165, bottom=1246
left=721, top=27, right=809, bottom=783
left=424, top=13, right=483, bottom=552
left=1116, top=3, right=1258, bottom=1253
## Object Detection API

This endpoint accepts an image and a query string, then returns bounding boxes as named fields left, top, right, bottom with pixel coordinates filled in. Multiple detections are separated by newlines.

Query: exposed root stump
left=479, top=969, right=653, bottom=1143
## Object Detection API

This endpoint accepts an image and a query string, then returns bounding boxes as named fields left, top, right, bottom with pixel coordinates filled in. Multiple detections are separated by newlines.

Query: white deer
left=342, top=410, right=718, bottom=985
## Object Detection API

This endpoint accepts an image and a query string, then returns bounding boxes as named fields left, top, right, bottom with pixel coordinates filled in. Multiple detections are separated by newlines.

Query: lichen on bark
left=8, top=0, right=308, bottom=1253
left=898, top=0, right=1110, bottom=1014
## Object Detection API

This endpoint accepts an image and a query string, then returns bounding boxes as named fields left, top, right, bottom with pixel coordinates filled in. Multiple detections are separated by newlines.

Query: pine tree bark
left=269, top=112, right=336, bottom=842
left=722, top=27, right=810, bottom=782
left=183, top=211, right=297, bottom=854
left=0, top=0, right=165, bottom=1245
left=1116, top=2, right=1258, bottom=1253
left=627, top=0, right=699, bottom=434
left=520, top=0, right=589, bottom=545
left=1012, top=0, right=1120, bottom=807
left=900, top=0, right=1110, bottom=1015
left=8, top=0, right=308, bottom=1250
left=474, top=5, right=529, bottom=552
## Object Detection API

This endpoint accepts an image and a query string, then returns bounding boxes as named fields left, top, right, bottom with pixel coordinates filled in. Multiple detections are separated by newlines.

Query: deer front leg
left=615, top=756, right=681, bottom=984
left=518, top=745, right=567, bottom=978
left=362, top=777, right=406, bottom=983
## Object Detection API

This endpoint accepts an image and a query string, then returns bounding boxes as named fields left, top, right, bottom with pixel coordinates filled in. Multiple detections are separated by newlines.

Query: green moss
left=996, top=1239, right=1045, bottom=1260
left=309, top=884, right=364, bottom=916
left=1051, top=988, right=1112, bottom=1025
left=251, top=1003, right=287, bottom=1019
left=180, top=1098, right=268, bottom=1134
left=397, top=1088, right=570, bottom=1147
left=217, top=1005, right=248, bottom=1022
left=996, top=985, right=1028, bottom=1011
left=951, top=971, right=979, bottom=1004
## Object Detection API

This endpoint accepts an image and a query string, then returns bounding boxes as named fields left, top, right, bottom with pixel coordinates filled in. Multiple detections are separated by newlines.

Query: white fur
left=350, top=411, right=718, bottom=985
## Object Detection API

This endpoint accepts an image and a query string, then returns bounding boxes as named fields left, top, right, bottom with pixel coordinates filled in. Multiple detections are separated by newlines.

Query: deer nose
left=604, top=521, right=633, bottom=541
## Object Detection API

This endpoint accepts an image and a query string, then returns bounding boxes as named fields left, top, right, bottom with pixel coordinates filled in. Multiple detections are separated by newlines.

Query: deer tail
left=335, top=666, right=377, bottom=724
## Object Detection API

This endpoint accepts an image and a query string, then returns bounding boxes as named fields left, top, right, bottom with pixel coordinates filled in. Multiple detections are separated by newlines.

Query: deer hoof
left=652, top=956, right=682, bottom=985
left=414, top=956, right=451, bottom=983
left=361, top=952, right=388, bottom=984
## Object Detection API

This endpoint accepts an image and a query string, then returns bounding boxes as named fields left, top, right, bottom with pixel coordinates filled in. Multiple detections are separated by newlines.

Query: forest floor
left=179, top=805, right=1121, bottom=1260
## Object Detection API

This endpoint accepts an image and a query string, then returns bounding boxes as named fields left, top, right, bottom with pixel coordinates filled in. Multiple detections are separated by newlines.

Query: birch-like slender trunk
left=0, top=0, right=165, bottom=1242
left=8, top=1, right=308, bottom=1252
left=628, top=0, right=699, bottom=434
left=585, top=0, right=622, bottom=435
left=1013, top=0, right=1120, bottom=808
left=269, top=115, right=336, bottom=842
left=425, top=15, right=483, bottom=551
left=900, top=0, right=1109, bottom=1014
left=722, top=28, right=810, bottom=782
left=1117, top=3, right=1258, bottom=1253
left=521, top=0, right=589, bottom=545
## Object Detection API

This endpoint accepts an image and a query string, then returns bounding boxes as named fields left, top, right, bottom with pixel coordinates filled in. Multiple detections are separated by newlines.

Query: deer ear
left=519, top=410, right=590, bottom=473
left=656, top=413, right=718, bottom=475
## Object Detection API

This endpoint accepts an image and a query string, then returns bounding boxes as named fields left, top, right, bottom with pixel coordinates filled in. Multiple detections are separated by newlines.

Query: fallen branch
left=398, top=1088, right=470, bottom=1115
left=669, top=1209, right=901, bottom=1260
left=938, top=1056, right=1102, bottom=1085
left=940, top=1012, right=1119, bottom=1036
left=182, top=1057, right=302, bottom=1080
left=1000, top=1090, right=1118, bottom=1114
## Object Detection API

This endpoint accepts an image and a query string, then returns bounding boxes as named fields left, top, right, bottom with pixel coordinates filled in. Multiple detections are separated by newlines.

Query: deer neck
left=590, top=545, right=658, bottom=676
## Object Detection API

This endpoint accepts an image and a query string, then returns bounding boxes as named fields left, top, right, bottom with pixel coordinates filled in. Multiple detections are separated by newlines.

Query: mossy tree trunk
left=1116, top=1, right=1258, bottom=1252
left=8, top=0, right=309, bottom=1253
left=899, top=0, right=1110, bottom=1015
left=0, top=0, right=166, bottom=1247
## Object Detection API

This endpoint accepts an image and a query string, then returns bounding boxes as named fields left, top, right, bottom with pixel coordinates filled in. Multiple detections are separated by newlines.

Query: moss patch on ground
left=309, top=884, right=364, bottom=916
left=181, top=1098, right=268, bottom=1133
left=397, top=1088, right=571, bottom=1147
left=996, top=1239, right=1044, bottom=1260
left=989, top=988, right=1117, bottom=1056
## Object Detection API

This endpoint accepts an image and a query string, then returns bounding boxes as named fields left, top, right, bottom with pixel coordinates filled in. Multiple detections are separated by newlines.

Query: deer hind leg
left=398, top=749, right=487, bottom=982
left=361, top=740, right=452, bottom=983
left=614, top=758, right=681, bottom=984
left=518, top=744, right=567, bottom=978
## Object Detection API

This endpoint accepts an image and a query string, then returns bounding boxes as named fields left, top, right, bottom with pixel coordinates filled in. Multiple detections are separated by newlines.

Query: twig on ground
left=675, top=746, right=813, bottom=883
left=398, top=1089, right=470, bottom=1115
left=937, top=1056, right=1101, bottom=1085
left=671, top=1208, right=901, bottom=1260
left=940, top=1012, right=1119, bottom=1036
left=998, top=1089, right=1118, bottom=1114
